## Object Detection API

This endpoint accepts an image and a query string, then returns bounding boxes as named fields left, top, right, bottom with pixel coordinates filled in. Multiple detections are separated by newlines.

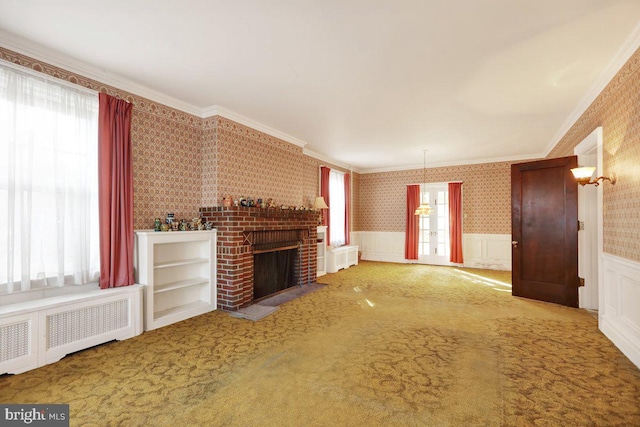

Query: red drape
left=448, top=182, right=464, bottom=264
left=344, top=173, right=351, bottom=245
left=405, top=185, right=420, bottom=260
left=98, top=93, right=134, bottom=289
left=320, top=166, right=331, bottom=246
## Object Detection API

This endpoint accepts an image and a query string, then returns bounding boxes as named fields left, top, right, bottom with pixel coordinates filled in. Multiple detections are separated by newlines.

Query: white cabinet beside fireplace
left=317, top=226, right=327, bottom=277
left=134, top=230, right=216, bottom=331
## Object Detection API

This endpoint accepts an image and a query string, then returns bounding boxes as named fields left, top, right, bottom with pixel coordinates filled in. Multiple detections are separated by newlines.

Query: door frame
left=573, top=127, right=604, bottom=316
left=418, top=183, right=453, bottom=266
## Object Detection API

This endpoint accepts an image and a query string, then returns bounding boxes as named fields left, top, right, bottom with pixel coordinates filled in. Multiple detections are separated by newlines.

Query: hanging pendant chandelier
left=415, top=150, right=433, bottom=216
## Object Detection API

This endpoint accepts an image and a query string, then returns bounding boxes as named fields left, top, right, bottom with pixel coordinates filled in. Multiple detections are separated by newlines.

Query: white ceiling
left=1, top=0, right=640, bottom=172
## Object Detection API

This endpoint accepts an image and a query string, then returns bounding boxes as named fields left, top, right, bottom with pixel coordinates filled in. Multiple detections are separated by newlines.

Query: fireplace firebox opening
left=253, top=246, right=298, bottom=300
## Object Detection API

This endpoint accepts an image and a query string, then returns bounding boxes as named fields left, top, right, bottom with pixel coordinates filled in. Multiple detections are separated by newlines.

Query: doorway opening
left=418, top=183, right=451, bottom=266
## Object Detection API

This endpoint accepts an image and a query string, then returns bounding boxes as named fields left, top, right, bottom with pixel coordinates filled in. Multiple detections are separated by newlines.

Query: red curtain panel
left=320, top=166, right=331, bottom=246
left=405, top=185, right=421, bottom=260
left=344, top=173, right=351, bottom=245
left=98, top=93, right=134, bottom=289
left=448, top=182, right=464, bottom=263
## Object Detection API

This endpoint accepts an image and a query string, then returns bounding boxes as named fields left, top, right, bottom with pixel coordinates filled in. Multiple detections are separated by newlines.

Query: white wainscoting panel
left=351, top=232, right=511, bottom=271
left=600, top=253, right=640, bottom=369
left=462, top=234, right=512, bottom=271
left=350, top=232, right=407, bottom=264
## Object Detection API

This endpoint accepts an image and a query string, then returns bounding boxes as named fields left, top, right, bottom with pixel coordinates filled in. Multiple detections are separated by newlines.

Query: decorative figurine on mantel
left=192, top=217, right=203, bottom=230
left=154, top=218, right=162, bottom=232
left=222, top=195, right=233, bottom=207
left=239, top=196, right=247, bottom=207
left=267, top=198, right=276, bottom=208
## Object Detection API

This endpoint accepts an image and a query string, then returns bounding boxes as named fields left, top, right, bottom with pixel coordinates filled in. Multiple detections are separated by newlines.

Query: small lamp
left=312, top=196, right=329, bottom=210
left=570, top=166, right=616, bottom=186
left=312, top=196, right=329, bottom=226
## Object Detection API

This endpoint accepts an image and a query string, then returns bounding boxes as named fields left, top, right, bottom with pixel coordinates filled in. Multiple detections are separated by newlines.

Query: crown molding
left=204, top=105, right=308, bottom=148
left=358, top=153, right=541, bottom=174
left=0, top=29, right=203, bottom=117
left=302, top=148, right=358, bottom=172
left=543, top=21, right=640, bottom=157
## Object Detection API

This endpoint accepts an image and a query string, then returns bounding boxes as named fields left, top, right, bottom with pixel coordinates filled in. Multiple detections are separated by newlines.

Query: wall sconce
left=570, top=166, right=616, bottom=186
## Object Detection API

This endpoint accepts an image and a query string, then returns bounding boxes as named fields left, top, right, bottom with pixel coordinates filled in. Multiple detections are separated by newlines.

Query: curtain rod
left=407, top=181, right=463, bottom=186
left=319, top=165, right=350, bottom=175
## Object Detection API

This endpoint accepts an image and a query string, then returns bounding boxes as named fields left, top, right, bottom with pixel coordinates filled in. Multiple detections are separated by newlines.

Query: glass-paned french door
left=418, top=184, right=451, bottom=265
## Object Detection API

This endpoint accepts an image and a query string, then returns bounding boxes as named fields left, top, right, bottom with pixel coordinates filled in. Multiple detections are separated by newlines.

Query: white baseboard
left=601, top=253, right=640, bottom=369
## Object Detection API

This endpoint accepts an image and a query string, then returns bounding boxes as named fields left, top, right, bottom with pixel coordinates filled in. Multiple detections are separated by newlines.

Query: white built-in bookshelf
left=134, top=230, right=216, bottom=331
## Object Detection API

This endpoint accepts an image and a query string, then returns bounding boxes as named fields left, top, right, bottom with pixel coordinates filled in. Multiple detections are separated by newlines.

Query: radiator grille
left=0, top=321, right=31, bottom=362
left=47, top=299, right=130, bottom=349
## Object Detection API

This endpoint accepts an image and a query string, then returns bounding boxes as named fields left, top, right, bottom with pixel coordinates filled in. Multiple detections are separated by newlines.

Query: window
left=329, top=170, right=346, bottom=246
left=0, top=62, right=99, bottom=295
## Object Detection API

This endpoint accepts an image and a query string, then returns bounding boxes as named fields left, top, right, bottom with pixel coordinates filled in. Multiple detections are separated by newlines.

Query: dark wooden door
left=511, top=156, right=579, bottom=307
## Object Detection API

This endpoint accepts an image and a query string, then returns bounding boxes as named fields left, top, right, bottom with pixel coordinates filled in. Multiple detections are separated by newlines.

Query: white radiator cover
left=0, top=285, right=143, bottom=375
left=0, top=319, right=31, bottom=364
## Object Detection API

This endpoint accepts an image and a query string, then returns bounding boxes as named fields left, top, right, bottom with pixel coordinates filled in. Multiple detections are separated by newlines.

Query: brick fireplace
left=199, top=206, right=319, bottom=311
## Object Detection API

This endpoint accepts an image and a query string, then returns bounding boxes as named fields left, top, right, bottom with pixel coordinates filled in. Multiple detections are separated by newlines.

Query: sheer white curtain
left=329, top=170, right=346, bottom=247
left=0, top=62, right=99, bottom=294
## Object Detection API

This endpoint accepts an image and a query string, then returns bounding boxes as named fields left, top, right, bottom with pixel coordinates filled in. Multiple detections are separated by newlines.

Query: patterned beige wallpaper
left=208, top=117, right=355, bottom=224
left=215, top=117, right=305, bottom=207
left=548, top=47, right=640, bottom=262
left=302, top=155, right=322, bottom=207
left=358, top=161, right=518, bottom=234
left=132, top=113, right=203, bottom=229
left=201, top=116, right=218, bottom=207
left=351, top=172, right=361, bottom=231
left=0, top=47, right=204, bottom=231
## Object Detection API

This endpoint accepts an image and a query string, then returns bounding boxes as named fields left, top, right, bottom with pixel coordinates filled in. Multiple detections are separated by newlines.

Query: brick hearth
left=199, top=206, right=319, bottom=311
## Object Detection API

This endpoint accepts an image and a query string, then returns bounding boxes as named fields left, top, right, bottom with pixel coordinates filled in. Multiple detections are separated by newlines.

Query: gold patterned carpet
left=2, top=262, right=640, bottom=426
